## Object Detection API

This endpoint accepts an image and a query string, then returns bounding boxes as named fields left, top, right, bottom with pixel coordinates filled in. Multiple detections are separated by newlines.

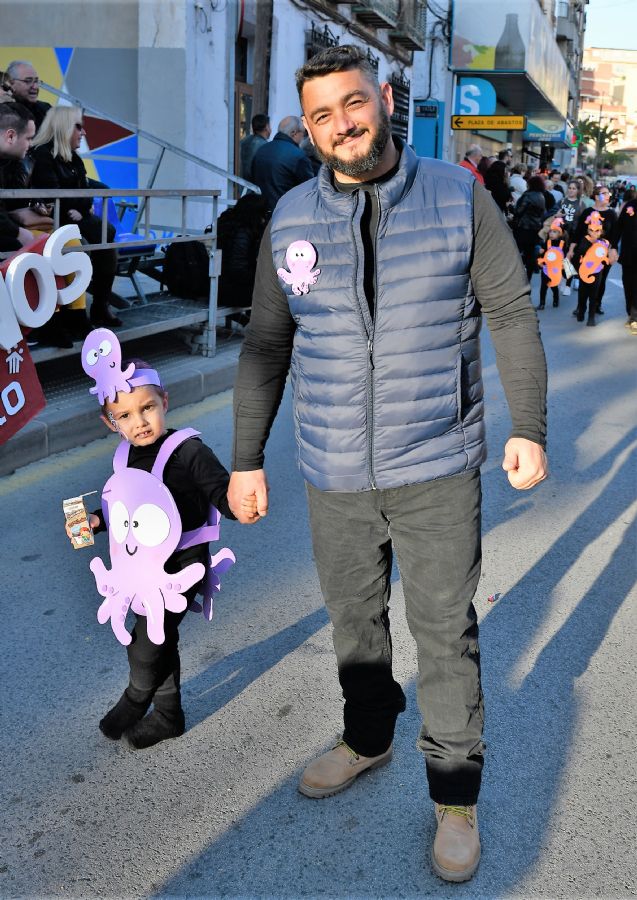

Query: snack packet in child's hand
left=63, top=493, right=96, bottom=549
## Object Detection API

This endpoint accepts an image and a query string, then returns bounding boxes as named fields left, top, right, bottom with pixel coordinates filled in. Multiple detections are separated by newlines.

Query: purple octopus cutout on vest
left=89, top=428, right=235, bottom=646
left=277, top=240, right=321, bottom=295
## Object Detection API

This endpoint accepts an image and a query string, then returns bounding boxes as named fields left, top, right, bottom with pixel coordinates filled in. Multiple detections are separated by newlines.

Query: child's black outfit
left=537, top=238, right=561, bottom=310
left=92, top=429, right=234, bottom=748
left=570, top=207, right=618, bottom=313
left=572, top=235, right=606, bottom=325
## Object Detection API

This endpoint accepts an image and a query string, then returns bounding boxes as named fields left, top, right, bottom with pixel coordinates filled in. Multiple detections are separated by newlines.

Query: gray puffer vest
left=270, top=144, right=486, bottom=492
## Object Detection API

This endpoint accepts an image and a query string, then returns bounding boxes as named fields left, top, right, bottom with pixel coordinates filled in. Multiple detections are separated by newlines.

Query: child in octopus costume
left=572, top=210, right=611, bottom=327
left=536, top=218, right=566, bottom=310
left=66, top=329, right=253, bottom=749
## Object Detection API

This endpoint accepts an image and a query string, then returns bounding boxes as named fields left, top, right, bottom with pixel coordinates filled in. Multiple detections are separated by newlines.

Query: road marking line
left=0, top=390, right=233, bottom=497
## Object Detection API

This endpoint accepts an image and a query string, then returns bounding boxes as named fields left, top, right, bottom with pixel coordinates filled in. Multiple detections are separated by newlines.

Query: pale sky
left=584, top=0, right=637, bottom=51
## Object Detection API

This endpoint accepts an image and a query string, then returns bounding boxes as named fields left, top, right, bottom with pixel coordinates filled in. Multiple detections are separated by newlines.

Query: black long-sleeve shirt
left=233, top=177, right=547, bottom=473
left=570, top=206, right=619, bottom=250
left=93, top=430, right=234, bottom=574
left=0, top=156, right=29, bottom=251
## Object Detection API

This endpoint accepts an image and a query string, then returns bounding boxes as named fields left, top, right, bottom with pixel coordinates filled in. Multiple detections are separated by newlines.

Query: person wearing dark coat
left=251, top=116, right=315, bottom=213
left=616, top=195, right=637, bottom=330
left=30, top=106, right=121, bottom=328
left=239, top=113, right=271, bottom=182
left=484, top=160, right=512, bottom=214
left=512, top=176, right=546, bottom=281
left=6, top=61, right=51, bottom=132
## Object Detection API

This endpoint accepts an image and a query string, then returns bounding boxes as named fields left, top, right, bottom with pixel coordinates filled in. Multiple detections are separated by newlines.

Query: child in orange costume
left=573, top=210, right=610, bottom=326
left=536, top=218, right=566, bottom=310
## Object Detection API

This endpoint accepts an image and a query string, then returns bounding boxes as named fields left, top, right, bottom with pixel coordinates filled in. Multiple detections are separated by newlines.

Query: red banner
left=0, top=234, right=64, bottom=446
left=0, top=339, right=46, bottom=444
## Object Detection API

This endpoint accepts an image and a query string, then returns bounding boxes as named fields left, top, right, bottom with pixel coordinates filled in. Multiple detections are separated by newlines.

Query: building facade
left=1, top=0, right=428, bottom=215
left=580, top=46, right=637, bottom=174
left=447, top=0, right=586, bottom=170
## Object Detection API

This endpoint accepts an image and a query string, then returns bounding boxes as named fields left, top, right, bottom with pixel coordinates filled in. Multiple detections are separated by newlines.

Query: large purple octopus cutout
left=82, top=328, right=135, bottom=404
left=90, top=459, right=204, bottom=646
left=277, top=240, right=321, bottom=295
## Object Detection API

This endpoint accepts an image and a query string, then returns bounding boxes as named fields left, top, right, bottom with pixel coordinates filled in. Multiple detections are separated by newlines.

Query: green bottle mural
left=494, top=13, right=526, bottom=70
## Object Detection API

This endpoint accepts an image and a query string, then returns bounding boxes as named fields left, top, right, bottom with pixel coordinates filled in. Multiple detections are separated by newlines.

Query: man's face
left=551, top=172, right=561, bottom=184
left=9, top=64, right=40, bottom=104
left=0, top=119, right=36, bottom=159
left=301, top=67, right=394, bottom=180
left=291, top=124, right=306, bottom=146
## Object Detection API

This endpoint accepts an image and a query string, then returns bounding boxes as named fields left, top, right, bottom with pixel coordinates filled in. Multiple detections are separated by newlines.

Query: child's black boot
left=99, top=686, right=152, bottom=740
left=124, top=685, right=185, bottom=750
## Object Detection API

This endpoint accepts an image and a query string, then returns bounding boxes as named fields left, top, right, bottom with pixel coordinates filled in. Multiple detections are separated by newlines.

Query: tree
left=599, top=150, right=632, bottom=173
left=577, top=117, right=624, bottom=175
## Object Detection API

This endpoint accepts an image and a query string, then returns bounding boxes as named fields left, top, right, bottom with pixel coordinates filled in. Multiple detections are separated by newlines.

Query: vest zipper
left=349, top=194, right=376, bottom=489
left=366, top=187, right=381, bottom=490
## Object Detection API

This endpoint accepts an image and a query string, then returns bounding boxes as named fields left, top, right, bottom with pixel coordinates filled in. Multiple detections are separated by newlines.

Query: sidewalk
left=0, top=321, right=243, bottom=478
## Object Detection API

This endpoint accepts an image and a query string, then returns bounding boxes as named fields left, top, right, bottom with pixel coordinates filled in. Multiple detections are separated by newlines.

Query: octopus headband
left=81, top=328, right=162, bottom=405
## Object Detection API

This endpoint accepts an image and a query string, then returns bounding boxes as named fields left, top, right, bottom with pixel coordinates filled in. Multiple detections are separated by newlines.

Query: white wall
left=268, top=0, right=310, bottom=128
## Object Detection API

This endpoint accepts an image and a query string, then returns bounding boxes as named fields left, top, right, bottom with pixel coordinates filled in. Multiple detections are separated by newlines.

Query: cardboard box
left=63, top=493, right=95, bottom=549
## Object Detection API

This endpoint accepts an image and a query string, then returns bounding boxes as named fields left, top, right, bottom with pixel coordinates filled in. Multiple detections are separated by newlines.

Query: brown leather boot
left=298, top=740, right=392, bottom=799
left=431, top=804, right=481, bottom=882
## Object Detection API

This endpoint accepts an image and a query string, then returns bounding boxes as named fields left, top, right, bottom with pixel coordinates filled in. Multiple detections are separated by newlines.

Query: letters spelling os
left=0, top=224, right=93, bottom=352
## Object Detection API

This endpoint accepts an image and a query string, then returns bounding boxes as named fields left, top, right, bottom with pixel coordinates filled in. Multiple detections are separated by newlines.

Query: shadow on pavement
left=184, top=607, right=330, bottom=729
left=155, top=428, right=636, bottom=896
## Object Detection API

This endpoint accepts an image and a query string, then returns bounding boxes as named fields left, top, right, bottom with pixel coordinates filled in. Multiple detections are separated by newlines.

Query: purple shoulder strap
left=112, top=439, right=131, bottom=472
left=178, top=505, right=220, bottom=550
left=151, top=427, right=201, bottom=479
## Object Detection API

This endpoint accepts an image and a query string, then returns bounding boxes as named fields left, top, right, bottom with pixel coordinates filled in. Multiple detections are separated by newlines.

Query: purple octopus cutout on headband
left=277, top=240, right=321, bottom=295
left=82, top=328, right=135, bottom=405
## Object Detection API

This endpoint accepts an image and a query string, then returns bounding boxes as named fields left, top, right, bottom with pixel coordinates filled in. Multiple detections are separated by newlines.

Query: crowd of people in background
left=1, top=60, right=637, bottom=348
left=460, top=142, right=637, bottom=334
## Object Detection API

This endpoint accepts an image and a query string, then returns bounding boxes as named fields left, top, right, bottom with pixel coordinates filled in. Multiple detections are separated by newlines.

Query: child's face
left=548, top=229, right=561, bottom=241
left=103, top=385, right=168, bottom=446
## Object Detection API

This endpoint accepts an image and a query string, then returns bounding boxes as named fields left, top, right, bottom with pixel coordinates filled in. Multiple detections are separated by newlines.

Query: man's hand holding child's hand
left=228, top=470, right=268, bottom=524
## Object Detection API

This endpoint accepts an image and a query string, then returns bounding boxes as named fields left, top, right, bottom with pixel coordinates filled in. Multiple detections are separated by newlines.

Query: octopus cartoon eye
left=595, top=247, right=606, bottom=257
left=547, top=251, right=557, bottom=260
left=110, top=500, right=130, bottom=544
left=85, top=348, right=99, bottom=367
left=129, top=503, right=171, bottom=547
left=98, top=339, right=113, bottom=356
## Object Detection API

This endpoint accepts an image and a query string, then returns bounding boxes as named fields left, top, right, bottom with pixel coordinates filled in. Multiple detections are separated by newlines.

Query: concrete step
left=0, top=329, right=243, bottom=477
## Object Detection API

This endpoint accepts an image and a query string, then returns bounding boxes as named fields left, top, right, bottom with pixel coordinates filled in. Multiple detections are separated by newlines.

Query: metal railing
left=2, top=187, right=224, bottom=357
left=39, top=81, right=260, bottom=225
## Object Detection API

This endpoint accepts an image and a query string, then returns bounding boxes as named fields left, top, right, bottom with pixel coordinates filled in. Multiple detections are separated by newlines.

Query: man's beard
left=314, top=106, right=392, bottom=178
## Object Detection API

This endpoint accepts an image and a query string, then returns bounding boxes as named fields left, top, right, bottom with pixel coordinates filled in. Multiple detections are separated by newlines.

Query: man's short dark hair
left=498, top=149, right=511, bottom=160
left=0, top=101, right=34, bottom=134
left=295, top=44, right=379, bottom=101
left=251, top=113, right=269, bottom=133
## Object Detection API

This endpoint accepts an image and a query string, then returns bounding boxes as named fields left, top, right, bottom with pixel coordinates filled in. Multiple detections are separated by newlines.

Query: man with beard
left=228, top=45, right=547, bottom=883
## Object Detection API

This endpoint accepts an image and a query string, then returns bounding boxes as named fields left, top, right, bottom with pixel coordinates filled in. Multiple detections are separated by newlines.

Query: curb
left=0, top=348, right=240, bottom=477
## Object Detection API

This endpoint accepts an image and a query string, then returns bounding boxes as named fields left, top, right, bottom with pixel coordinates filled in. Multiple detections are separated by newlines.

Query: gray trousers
left=306, top=469, right=485, bottom=805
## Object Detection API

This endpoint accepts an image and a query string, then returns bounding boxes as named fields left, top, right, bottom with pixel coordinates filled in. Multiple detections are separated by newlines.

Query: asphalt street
left=1, top=275, right=635, bottom=899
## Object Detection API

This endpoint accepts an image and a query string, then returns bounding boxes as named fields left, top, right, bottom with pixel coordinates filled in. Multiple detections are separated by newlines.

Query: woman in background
left=31, top=106, right=121, bottom=327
